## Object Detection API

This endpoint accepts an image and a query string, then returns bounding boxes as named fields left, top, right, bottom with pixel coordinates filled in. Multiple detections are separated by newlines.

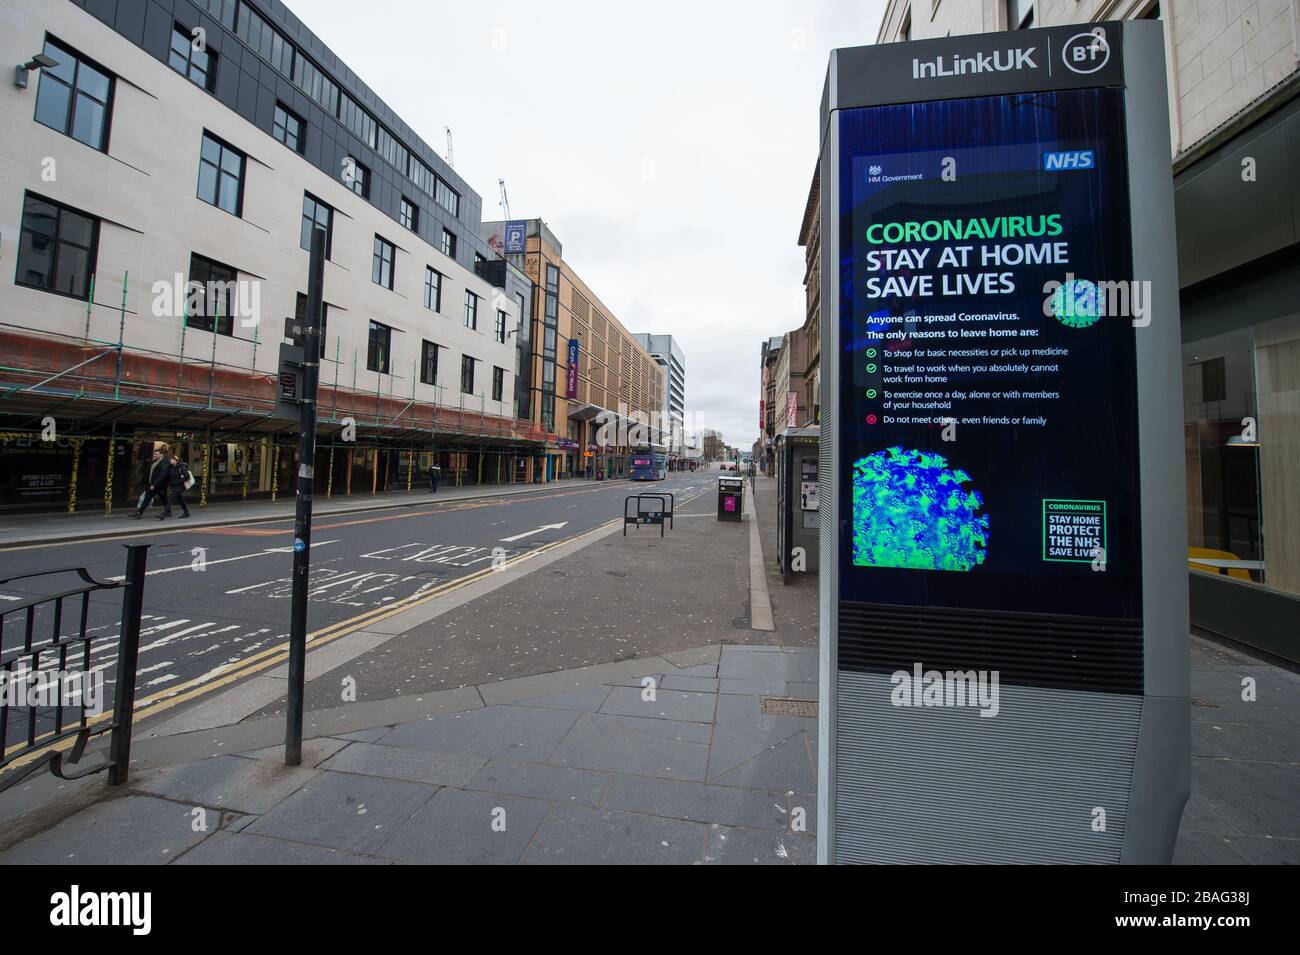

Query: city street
left=0, top=473, right=709, bottom=737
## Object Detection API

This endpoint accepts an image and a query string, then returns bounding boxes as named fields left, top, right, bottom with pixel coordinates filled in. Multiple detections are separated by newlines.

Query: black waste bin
left=717, top=477, right=743, bottom=521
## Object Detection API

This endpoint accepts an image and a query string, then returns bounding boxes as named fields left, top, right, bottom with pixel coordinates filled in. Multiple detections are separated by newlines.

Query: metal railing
left=0, top=544, right=149, bottom=791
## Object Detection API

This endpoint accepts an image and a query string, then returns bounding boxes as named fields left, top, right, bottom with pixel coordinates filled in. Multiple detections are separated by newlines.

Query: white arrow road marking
left=106, top=541, right=341, bottom=580
left=499, top=522, right=568, bottom=542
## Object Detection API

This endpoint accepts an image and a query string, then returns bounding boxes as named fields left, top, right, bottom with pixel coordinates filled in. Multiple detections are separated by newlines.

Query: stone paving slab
left=0, top=795, right=212, bottom=864
left=465, top=758, right=610, bottom=806
left=246, top=771, right=435, bottom=855
left=601, top=775, right=790, bottom=830
left=598, top=686, right=718, bottom=723
left=704, top=825, right=817, bottom=865
left=376, top=705, right=579, bottom=761
left=547, top=713, right=712, bottom=781
left=319, top=742, right=488, bottom=787
left=133, top=754, right=319, bottom=815
left=175, top=830, right=391, bottom=865
left=520, top=804, right=706, bottom=865
left=378, top=789, right=551, bottom=864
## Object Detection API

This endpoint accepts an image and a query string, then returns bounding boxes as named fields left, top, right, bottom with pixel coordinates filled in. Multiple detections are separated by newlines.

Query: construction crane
left=444, top=126, right=454, bottom=167
left=498, top=179, right=511, bottom=219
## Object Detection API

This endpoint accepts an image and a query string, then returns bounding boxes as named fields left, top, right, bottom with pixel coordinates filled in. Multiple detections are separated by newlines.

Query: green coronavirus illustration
left=852, top=447, right=989, bottom=571
left=1049, top=278, right=1101, bottom=329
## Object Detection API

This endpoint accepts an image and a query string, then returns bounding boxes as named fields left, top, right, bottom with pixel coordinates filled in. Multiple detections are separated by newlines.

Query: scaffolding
left=0, top=275, right=555, bottom=514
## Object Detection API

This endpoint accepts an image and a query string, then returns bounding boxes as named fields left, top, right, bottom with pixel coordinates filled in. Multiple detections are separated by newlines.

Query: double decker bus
left=629, top=444, right=668, bottom=481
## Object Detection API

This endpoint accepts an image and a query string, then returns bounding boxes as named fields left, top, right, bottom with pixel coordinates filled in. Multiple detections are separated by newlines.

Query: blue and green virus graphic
left=1048, top=278, right=1101, bottom=329
left=852, top=447, right=989, bottom=571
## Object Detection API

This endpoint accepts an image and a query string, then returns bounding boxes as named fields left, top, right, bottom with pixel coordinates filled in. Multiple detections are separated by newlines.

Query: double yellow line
left=3, top=519, right=619, bottom=768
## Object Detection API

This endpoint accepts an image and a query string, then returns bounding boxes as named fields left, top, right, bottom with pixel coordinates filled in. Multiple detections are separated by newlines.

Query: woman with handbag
left=169, top=455, right=193, bottom=518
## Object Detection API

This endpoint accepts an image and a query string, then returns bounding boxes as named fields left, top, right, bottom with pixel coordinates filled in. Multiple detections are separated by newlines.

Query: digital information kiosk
left=817, top=21, right=1188, bottom=864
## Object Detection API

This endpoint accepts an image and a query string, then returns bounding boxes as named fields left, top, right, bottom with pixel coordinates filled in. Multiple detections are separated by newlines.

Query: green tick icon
left=866, top=388, right=877, bottom=399
left=866, top=363, right=877, bottom=373
left=866, top=348, right=877, bottom=358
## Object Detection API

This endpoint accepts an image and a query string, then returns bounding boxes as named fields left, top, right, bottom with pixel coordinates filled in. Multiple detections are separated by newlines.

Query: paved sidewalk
left=0, top=476, right=619, bottom=548
left=0, top=645, right=819, bottom=864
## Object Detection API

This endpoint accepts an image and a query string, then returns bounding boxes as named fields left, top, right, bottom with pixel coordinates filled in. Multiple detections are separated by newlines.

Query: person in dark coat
left=169, top=455, right=192, bottom=518
left=133, top=448, right=170, bottom=519
left=429, top=463, right=441, bottom=493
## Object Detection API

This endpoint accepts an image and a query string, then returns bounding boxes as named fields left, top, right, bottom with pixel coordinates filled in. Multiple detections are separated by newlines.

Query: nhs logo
left=1044, top=150, right=1095, bottom=170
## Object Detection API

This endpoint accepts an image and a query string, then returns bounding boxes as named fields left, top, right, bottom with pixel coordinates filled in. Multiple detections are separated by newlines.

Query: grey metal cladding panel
left=1174, top=117, right=1298, bottom=287
left=83, top=0, right=117, bottom=27
left=142, top=1, right=175, bottom=63
left=236, top=68, right=259, bottom=123
left=833, top=671, right=1140, bottom=864
left=114, top=0, right=148, bottom=45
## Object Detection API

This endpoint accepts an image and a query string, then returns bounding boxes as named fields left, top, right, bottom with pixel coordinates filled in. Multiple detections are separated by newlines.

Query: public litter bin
left=717, top=476, right=744, bottom=521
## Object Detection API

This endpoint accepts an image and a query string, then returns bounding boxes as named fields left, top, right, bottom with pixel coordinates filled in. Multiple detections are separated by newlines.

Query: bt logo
left=1062, top=30, right=1110, bottom=74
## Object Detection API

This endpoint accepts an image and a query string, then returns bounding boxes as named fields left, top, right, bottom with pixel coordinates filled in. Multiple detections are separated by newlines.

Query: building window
left=15, top=193, right=99, bottom=300
left=372, top=235, right=395, bottom=289
left=1007, top=0, right=1033, bottom=29
left=290, top=51, right=338, bottom=115
left=492, top=366, right=505, bottom=402
left=367, top=320, right=392, bottom=374
left=197, top=132, right=244, bottom=216
left=441, top=228, right=457, bottom=259
left=1182, top=324, right=1300, bottom=599
left=495, top=309, right=507, bottom=344
left=169, top=23, right=216, bottom=91
left=187, top=253, right=237, bottom=336
left=420, top=340, right=439, bottom=385
left=424, top=267, right=442, bottom=312
left=464, top=290, right=479, bottom=330
left=273, top=102, right=304, bottom=153
left=196, top=0, right=237, bottom=30
left=238, top=1, right=295, bottom=79
left=34, top=37, right=113, bottom=152
left=900, top=8, right=911, bottom=42
left=461, top=355, right=475, bottom=394
left=300, top=193, right=333, bottom=259
left=344, top=156, right=369, bottom=198
left=294, top=292, right=329, bottom=357
left=339, top=93, right=377, bottom=150
left=400, top=197, right=418, bottom=231
left=435, top=178, right=460, bottom=217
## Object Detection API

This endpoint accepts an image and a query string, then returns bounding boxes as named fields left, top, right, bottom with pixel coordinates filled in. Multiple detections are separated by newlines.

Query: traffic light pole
left=285, top=226, right=325, bottom=766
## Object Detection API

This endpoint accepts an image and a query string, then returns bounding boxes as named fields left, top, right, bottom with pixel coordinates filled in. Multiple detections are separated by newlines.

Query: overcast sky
left=305, top=0, right=888, bottom=449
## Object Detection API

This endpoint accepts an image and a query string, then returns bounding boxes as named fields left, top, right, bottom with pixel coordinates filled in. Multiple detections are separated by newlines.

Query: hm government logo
left=1048, top=278, right=1101, bottom=329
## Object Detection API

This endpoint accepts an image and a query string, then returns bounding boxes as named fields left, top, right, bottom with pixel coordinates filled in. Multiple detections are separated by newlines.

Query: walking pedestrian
left=169, top=455, right=192, bottom=518
left=133, top=448, right=170, bottom=519
left=429, top=463, right=441, bottom=494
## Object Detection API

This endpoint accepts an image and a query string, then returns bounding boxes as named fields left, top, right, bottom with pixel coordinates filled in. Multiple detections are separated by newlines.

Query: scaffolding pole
left=83, top=273, right=96, bottom=341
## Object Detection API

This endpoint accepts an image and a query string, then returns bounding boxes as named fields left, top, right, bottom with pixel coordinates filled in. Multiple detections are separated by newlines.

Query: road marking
left=1, top=517, right=625, bottom=767
left=499, top=522, right=568, bottom=542
left=106, top=540, right=341, bottom=580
